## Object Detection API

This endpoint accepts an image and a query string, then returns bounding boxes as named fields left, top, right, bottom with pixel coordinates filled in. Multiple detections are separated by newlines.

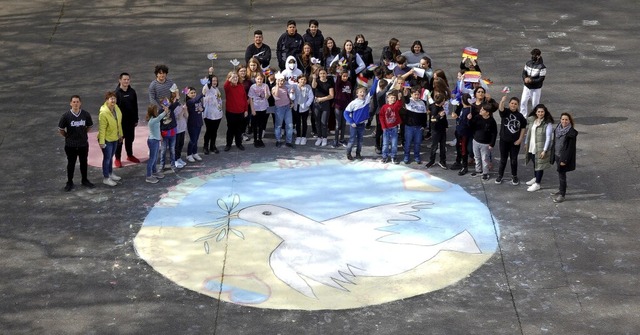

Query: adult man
left=58, top=95, right=94, bottom=191
left=245, top=30, right=272, bottom=68
left=114, top=72, right=139, bottom=167
left=520, top=48, right=546, bottom=115
left=276, top=20, right=303, bottom=71
left=302, top=19, right=324, bottom=60
left=148, top=64, right=175, bottom=108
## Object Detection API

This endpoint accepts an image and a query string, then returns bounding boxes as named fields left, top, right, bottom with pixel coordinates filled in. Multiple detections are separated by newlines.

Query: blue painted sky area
left=143, top=161, right=499, bottom=252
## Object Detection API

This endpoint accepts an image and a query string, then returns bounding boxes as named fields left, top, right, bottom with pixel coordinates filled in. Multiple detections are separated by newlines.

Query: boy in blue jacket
left=344, top=85, right=374, bottom=160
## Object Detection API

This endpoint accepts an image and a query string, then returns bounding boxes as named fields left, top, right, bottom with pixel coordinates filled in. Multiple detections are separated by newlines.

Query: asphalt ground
left=1, top=1, right=639, bottom=334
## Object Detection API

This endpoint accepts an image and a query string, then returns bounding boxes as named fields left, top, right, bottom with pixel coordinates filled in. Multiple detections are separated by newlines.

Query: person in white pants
left=520, top=48, right=546, bottom=116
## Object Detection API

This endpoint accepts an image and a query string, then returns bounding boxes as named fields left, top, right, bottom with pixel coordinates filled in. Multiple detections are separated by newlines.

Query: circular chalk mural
left=133, top=157, right=498, bottom=310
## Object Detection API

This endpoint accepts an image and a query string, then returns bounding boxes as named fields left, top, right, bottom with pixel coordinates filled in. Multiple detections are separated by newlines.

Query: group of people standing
left=57, top=20, right=578, bottom=202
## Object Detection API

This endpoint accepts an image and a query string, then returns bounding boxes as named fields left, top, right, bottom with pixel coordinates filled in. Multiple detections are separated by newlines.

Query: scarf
left=555, top=123, right=572, bottom=154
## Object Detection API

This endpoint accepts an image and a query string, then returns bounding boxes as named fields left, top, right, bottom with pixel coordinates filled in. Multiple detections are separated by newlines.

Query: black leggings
left=204, top=118, right=221, bottom=149
left=498, top=140, right=521, bottom=177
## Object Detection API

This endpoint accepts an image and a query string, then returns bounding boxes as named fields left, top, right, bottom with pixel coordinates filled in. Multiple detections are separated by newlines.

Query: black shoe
left=236, top=144, right=245, bottom=151
left=552, top=195, right=565, bottom=203
left=425, top=161, right=435, bottom=168
left=212, top=146, right=219, bottom=154
left=511, top=176, right=520, bottom=186
left=356, top=154, right=363, bottom=161
left=258, top=140, right=266, bottom=147
left=347, top=153, right=354, bottom=161
left=438, top=162, right=448, bottom=170
left=81, top=179, right=95, bottom=188
left=470, top=172, right=478, bottom=177
left=254, top=141, right=260, bottom=148
left=64, top=182, right=74, bottom=192
left=285, top=142, right=294, bottom=148
left=495, top=176, right=503, bottom=184
left=382, top=157, right=390, bottom=163
left=203, top=147, right=210, bottom=155
left=275, top=141, right=282, bottom=148
left=450, top=162, right=462, bottom=170
left=458, top=167, right=468, bottom=176
left=482, top=174, right=490, bottom=180
left=375, top=147, right=382, bottom=155
left=223, top=145, right=231, bottom=152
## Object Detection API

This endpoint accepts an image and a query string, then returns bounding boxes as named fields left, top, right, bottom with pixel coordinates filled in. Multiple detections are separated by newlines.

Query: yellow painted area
left=134, top=226, right=492, bottom=310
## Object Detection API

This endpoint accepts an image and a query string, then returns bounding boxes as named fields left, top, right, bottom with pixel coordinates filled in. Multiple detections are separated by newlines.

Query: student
left=97, top=91, right=123, bottom=186
left=292, top=75, right=314, bottom=145
left=402, top=40, right=430, bottom=68
left=114, top=72, right=140, bottom=167
left=496, top=95, right=527, bottom=185
left=185, top=87, right=204, bottom=162
left=302, top=19, right=324, bottom=60
left=311, top=67, right=334, bottom=146
left=173, top=87, right=189, bottom=166
left=145, top=104, right=168, bottom=184
left=468, top=103, right=498, bottom=180
left=402, top=86, right=428, bottom=164
left=425, top=93, right=448, bottom=169
left=245, top=30, right=272, bottom=68
left=332, top=70, right=352, bottom=148
left=247, top=72, right=271, bottom=147
left=322, top=37, right=341, bottom=71
left=271, top=72, right=296, bottom=148
left=276, top=20, right=304, bottom=71
left=202, top=71, right=223, bottom=154
left=223, top=71, right=249, bottom=152
left=160, top=86, right=181, bottom=170
left=344, top=86, right=374, bottom=160
left=58, top=95, right=94, bottom=191
left=379, top=89, right=403, bottom=163
left=451, top=93, right=473, bottom=175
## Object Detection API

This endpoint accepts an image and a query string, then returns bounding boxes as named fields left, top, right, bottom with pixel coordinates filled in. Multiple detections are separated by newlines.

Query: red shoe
left=114, top=159, right=122, bottom=168
left=127, top=155, right=140, bottom=163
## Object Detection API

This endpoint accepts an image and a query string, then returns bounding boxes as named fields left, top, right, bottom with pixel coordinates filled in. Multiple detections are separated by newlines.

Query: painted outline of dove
left=236, top=201, right=482, bottom=299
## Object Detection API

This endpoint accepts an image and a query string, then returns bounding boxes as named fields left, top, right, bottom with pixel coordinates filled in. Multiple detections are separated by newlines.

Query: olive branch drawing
left=194, top=194, right=245, bottom=254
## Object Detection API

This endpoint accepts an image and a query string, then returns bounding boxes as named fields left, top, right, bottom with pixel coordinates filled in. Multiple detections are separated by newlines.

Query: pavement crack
left=49, top=1, right=66, bottom=42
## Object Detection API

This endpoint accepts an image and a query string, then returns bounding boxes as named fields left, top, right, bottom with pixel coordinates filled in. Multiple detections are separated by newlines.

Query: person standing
left=245, top=30, right=272, bottom=69
left=97, top=92, right=123, bottom=187
left=276, top=20, right=304, bottom=71
left=524, top=104, right=554, bottom=192
left=58, top=95, right=95, bottom=191
left=148, top=64, right=175, bottom=109
left=114, top=72, right=140, bottom=167
left=223, top=71, right=249, bottom=151
left=495, top=95, right=527, bottom=185
left=302, top=19, right=324, bottom=60
left=552, top=113, right=578, bottom=203
left=520, top=48, right=546, bottom=116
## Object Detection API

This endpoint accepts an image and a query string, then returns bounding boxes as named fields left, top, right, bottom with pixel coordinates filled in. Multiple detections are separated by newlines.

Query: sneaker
left=415, top=160, right=422, bottom=165
left=178, top=158, right=187, bottom=167
left=356, top=154, right=363, bottom=161
left=285, top=142, right=294, bottom=148
left=511, top=176, right=520, bottom=186
left=450, top=162, right=462, bottom=170
left=212, top=146, right=219, bottom=153
left=103, top=178, right=117, bottom=186
left=237, top=144, right=245, bottom=151
left=392, top=158, right=400, bottom=165
left=527, top=183, right=541, bottom=192
left=224, top=145, right=231, bottom=152
left=114, top=159, right=122, bottom=168
left=381, top=157, right=389, bottom=163
left=174, top=161, right=184, bottom=169
left=438, top=162, right=448, bottom=170
left=242, top=133, right=250, bottom=142
left=347, top=153, right=354, bottom=161
left=295, top=137, right=302, bottom=145
left=552, top=195, right=565, bottom=203
left=153, top=171, right=165, bottom=179
left=300, top=138, right=307, bottom=145
left=127, top=156, right=140, bottom=163
left=482, top=174, right=489, bottom=180
left=447, top=138, right=457, bottom=147
left=458, top=167, right=468, bottom=176
left=275, top=141, right=282, bottom=148
left=470, top=172, right=479, bottom=177
left=375, top=147, right=382, bottom=155
left=204, top=147, right=210, bottom=155
left=550, top=190, right=561, bottom=196
left=321, top=138, right=328, bottom=146
left=526, top=177, right=537, bottom=186
left=403, top=159, right=410, bottom=164
left=315, top=138, right=322, bottom=146
left=425, top=161, right=435, bottom=168
left=109, top=173, right=121, bottom=181
left=193, top=153, right=202, bottom=161
left=64, top=182, right=74, bottom=192
left=495, top=176, right=503, bottom=184
left=145, top=176, right=159, bottom=184
left=81, top=179, right=95, bottom=188
left=186, top=155, right=196, bottom=163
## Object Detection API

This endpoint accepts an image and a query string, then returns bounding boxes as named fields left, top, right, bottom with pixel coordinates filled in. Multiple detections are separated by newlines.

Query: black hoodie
left=302, top=28, right=324, bottom=60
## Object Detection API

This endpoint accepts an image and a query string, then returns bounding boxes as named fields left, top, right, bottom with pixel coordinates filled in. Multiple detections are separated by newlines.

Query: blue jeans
left=160, top=134, right=176, bottom=168
left=274, top=105, right=293, bottom=143
left=187, top=125, right=201, bottom=155
left=101, top=141, right=117, bottom=178
left=404, top=125, right=422, bottom=162
left=147, top=139, right=160, bottom=177
left=382, top=127, right=398, bottom=158
left=346, top=123, right=365, bottom=155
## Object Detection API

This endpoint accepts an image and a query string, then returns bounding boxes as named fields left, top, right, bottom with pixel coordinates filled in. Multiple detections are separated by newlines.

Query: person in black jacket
left=520, top=48, right=546, bottom=115
left=114, top=73, right=140, bottom=167
left=552, top=112, right=578, bottom=203
left=496, top=95, right=527, bottom=185
left=468, top=102, right=497, bottom=180
left=276, top=20, right=303, bottom=71
left=302, top=19, right=324, bottom=60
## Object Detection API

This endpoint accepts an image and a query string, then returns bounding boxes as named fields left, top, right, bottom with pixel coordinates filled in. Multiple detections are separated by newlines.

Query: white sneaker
left=295, top=137, right=302, bottom=145
left=300, top=137, right=307, bottom=145
left=186, top=155, right=195, bottom=163
left=527, top=183, right=541, bottom=192
left=103, top=177, right=117, bottom=186
left=177, top=158, right=187, bottom=167
left=525, top=177, right=537, bottom=186
left=315, top=138, right=322, bottom=146
left=109, top=173, right=121, bottom=181
left=447, top=138, right=457, bottom=147
left=193, top=153, right=202, bottom=161
left=174, top=161, right=184, bottom=169
left=321, top=138, right=328, bottom=146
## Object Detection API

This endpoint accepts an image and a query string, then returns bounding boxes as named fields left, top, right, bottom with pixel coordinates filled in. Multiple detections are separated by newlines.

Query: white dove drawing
left=235, top=201, right=482, bottom=299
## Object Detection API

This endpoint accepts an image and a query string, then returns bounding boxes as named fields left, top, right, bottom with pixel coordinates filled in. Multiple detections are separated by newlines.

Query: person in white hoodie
left=292, top=75, right=314, bottom=145
left=281, top=55, right=303, bottom=86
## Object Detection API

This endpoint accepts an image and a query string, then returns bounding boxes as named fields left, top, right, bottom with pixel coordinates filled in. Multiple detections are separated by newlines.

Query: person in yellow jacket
left=98, top=91, right=123, bottom=186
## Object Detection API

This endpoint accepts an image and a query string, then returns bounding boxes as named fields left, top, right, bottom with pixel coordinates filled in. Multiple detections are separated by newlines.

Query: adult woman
left=322, top=37, right=341, bottom=71
left=223, top=71, right=249, bottom=151
left=97, top=91, right=123, bottom=186
left=402, top=40, right=429, bottom=68
left=524, top=104, right=554, bottom=192
left=311, top=67, right=334, bottom=146
left=552, top=112, right=578, bottom=202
